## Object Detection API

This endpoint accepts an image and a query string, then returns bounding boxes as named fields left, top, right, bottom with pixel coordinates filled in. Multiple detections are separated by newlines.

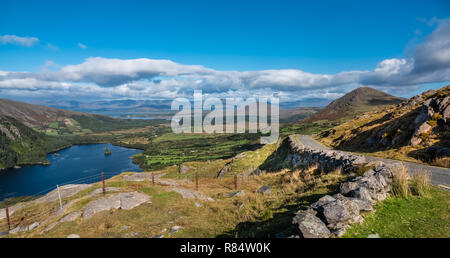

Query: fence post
left=195, top=173, right=199, bottom=191
left=152, top=173, right=155, bottom=186
left=5, top=206, right=10, bottom=231
left=234, top=174, right=238, bottom=190
left=57, top=184, right=63, bottom=210
left=102, top=172, right=106, bottom=196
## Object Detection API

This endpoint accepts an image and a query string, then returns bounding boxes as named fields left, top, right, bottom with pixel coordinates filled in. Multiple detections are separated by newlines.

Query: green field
left=133, top=132, right=263, bottom=170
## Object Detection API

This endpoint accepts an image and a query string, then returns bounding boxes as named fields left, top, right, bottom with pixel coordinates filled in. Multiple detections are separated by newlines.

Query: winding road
left=296, top=135, right=450, bottom=189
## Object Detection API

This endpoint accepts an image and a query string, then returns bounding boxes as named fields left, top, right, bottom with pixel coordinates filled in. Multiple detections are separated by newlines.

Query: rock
left=226, top=190, right=245, bottom=197
left=257, top=185, right=271, bottom=195
left=217, top=162, right=232, bottom=177
left=349, top=187, right=373, bottom=203
left=59, top=211, right=82, bottom=223
left=250, top=168, right=263, bottom=176
left=313, top=196, right=363, bottom=228
left=158, top=179, right=190, bottom=186
left=292, top=210, right=331, bottom=238
left=346, top=197, right=373, bottom=212
left=0, top=231, right=8, bottom=236
left=160, top=228, right=167, bottom=233
left=67, top=234, right=80, bottom=238
left=178, top=165, right=190, bottom=174
left=194, top=202, right=203, bottom=207
left=123, top=172, right=166, bottom=182
left=130, top=232, right=139, bottom=237
left=83, top=191, right=151, bottom=219
left=121, top=225, right=131, bottom=230
left=169, top=225, right=182, bottom=234
left=443, top=105, right=450, bottom=122
left=27, top=222, right=40, bottom=231
left=311, top=195, right=336, bottom=210
left=171, top=187, right=214, bottom=201
left=339, top=182, right=359, bottom=195
left=9, top=226, right=27, bottom=234
left=153, top=234, right=164, bottom=238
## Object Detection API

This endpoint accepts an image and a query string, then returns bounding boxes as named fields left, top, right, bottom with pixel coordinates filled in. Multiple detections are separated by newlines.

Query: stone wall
left=286, top=135, right=367, bottom=173
left=286, top=135, right=396, bottom=238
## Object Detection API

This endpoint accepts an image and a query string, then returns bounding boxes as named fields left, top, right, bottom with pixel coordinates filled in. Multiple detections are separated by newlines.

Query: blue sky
left=0, top=0, right=449, bottom=105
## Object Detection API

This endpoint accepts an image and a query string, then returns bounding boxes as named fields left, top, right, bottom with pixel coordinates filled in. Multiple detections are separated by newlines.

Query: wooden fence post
left=195, top=173, right=199, bottom=191
left=152, top=173, right=155, bottom=186
left=102, top=172, right=105, bottom=196
left=5, top=206, right=10, bottom=231
left=234, top=174, right=238, bottom=190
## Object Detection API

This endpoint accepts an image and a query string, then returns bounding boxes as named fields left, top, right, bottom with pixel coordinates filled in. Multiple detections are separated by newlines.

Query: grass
left=391, top=164, right=410, bottom=198
left=343, top=186, right=450, bottom=238
left=1, top=151, right=348, bottom=238
left=133, top=132, right=263, bottom=171
left=432, top=157, right=450, bottom=168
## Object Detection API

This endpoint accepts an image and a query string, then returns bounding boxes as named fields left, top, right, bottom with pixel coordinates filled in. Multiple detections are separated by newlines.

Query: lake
left=0, top=144, right=143, bottom=201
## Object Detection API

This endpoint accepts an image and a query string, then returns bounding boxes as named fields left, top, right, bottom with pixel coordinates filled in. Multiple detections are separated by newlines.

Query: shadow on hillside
left=215, top=191, right=335, bottom=238
left=333, top=108, right=419, bottom=152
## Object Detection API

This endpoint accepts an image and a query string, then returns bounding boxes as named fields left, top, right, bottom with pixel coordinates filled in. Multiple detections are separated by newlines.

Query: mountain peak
left=301, top=87, right=405, bottom=123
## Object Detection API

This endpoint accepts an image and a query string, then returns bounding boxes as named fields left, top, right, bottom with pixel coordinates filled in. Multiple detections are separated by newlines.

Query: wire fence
left=0, top=172, right=123, bottom=233
left=0, top=166, right=258, bottom=234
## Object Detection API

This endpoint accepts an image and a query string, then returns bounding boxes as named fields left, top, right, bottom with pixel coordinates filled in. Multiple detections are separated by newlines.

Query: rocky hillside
left=316, top=85, right=450, bottom=165
left=0, top=98, right=153, bottom=135
left=0, top=98, right=83, bottom=128
left=301, top=87, right=405, bottom=123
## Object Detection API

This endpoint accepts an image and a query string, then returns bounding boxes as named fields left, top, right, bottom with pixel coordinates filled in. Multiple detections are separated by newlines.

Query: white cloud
left=78, top=42, right=88, bottom=49
left=0, top=35, right=39, bottom=47
left=1, top=20, right=450, bottom=103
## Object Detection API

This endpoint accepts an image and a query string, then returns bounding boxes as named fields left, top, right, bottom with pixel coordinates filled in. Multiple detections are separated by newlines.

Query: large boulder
left=292, top=209, right=330, bottom=238
left=257, top=185, right=271, bottom=195
left=171, top=187, right=214, bottom=201
left=83, top=192, right=150, bottom=219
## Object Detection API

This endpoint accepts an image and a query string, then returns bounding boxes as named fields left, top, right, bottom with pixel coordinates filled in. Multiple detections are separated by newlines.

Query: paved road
left=297, top=135, right=450, bottom=188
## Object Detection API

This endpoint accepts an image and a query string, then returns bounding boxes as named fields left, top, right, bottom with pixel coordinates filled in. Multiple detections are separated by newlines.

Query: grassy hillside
left=0, top=116, right=71, bottom=169
left=0, top=98, right=162, bottom=136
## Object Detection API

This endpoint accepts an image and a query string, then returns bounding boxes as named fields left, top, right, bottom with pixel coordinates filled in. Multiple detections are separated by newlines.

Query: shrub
left=391, top=164, right=410, bottom=198
left=410, top=170, right=431, bottom=197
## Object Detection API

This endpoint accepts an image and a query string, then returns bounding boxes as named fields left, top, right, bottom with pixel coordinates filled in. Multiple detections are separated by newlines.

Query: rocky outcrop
left=217, top=161, right=232, bottom=177
left=83, top=192, right=150, bottom=219
left=226, top=190, right=245, bottom=197
left=257, top=185, right=271, bottom=195
left=292, top=162, right=394, bottom=238
left=292, top=209, right=330, bottom=238
left=170, top=187, right=214, bottom=201
left=409, top=93, right=449, bottom=146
